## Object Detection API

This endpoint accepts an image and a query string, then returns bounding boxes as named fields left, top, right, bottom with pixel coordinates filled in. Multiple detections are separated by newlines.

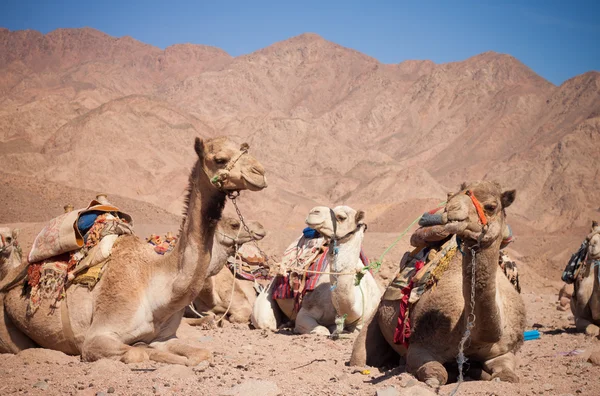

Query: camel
left=0, top=227, right=21, bottom=281
left=187, top=216, right=266, bottom=324
left=570, top=221, right=600, bottom=336
left=252, top=206, right=381, bottom=335
left=0, top=136, right=267, bottom=365
left=350, top=181, right=526, bottom=385
left=558, top=283, right=573, bottom=311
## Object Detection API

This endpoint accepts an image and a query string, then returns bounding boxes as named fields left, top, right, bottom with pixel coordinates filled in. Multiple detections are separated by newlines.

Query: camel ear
left=501, top=190, right=516, bottom=208
left=355, top=210, right=366, bottom=224
left=592, top=220, right=599, bottom=231
left=460, top=182, right=468, bottom=191
left=194, top=137, right=205, bottom=159
left=12, top=228, right=19, bottom=240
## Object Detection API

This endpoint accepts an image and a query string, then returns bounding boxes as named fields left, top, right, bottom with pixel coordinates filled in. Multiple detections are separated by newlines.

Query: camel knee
left=585, top=324, right=600, bottom=337
left=81, top=335, right=129, bottom=362
left=407, top=346, right=448, bottom=385
left=415, top=361, right=448, bottom=385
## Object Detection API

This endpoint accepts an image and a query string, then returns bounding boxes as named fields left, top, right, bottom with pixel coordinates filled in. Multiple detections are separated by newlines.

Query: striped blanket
left=273, top=247, right=370, bottom=313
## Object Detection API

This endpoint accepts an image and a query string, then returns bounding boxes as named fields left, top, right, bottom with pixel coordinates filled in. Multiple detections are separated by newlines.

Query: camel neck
left=461, top=237, right=502, bottom=343
left=168, top=160, right=226, bottom=303
left=330, top=228, right=364, bottom=322
left=0, top=250, right=21, bottom=280
left=207, top=235, right=234, bottom=277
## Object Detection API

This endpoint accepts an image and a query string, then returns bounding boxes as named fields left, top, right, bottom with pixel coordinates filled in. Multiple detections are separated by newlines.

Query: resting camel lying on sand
left=570, top=221, right=600, bottom=336
left=252, top=206, right=381, bottom=335
left=350, top=181, right=526, bottom=385
left=0, top=137, right=267, bottom=365
left=186, top=216, right=266, bottom=324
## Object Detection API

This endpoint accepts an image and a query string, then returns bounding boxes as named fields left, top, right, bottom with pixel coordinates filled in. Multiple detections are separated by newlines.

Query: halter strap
left=206, top=143, right=250, bottom=190
left=465, top=190, right=488, bottom=226
left=329, top=208, right=338, bottom=240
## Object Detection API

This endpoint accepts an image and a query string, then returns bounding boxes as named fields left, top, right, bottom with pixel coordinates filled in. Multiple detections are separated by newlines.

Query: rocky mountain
left=1, top=27, right=598, bottom=275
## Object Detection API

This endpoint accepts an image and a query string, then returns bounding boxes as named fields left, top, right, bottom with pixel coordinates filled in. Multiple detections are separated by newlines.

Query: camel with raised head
left=350, top=181, right=526, bottom=385
left=187, top=216, right=266, bottom=324
left=252, top=206, right=381, bottom=335
left=0, top=137, right=267, bottom=365
left=570, top=221, right=600, bottom=336
left=0, top=227, right=21, bottom=281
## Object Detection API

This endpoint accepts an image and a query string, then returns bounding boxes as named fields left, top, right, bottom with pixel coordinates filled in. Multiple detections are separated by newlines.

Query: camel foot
left=415, top=361, right=448, bottom=385
left=151, top=338, right=212, bottom=366
left=490, top=369, right=519, bottom=383
left=308, top=326, right=331, bottom=336
left=121, top=346, right=150, bottom=364
left=484, top=352, right=519, bottom=383
left=184, top=316, right=216, bottom=328
left=585, top=324, right=600, bottom=337
left=183, top=348, right=212, bottom=366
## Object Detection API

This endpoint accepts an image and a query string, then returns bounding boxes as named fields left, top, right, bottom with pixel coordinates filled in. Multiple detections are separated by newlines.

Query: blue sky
left=1, top=0, right=598, bottom=85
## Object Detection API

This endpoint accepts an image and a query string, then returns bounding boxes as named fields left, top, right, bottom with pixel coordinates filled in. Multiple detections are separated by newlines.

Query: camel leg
left=184, top=314, right=217, bottom=327
left=0, top=294, right=37, bottom=353
left=295, top=308, right=330, bottom=335
left=483, top=352, right=519, bottom=383
left=82, top=333, right=151, bottom=363
left=575, top=317, right=600, bottom=336
left=349, top=310, right=398, bottom=368
left=251, top=288, right=280, bottom=331
left=150, top=338, right=211, bottom=366
left=406, top=344, right=448, bottom=385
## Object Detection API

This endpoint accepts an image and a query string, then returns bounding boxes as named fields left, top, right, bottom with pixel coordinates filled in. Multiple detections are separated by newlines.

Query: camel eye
left=231, top=223, right=240, bottom=229
left=484, top=204, right=497, bottom=212
left=215, top=157, right=228, bottom=165
left=336, top=215, right=346, bottom=222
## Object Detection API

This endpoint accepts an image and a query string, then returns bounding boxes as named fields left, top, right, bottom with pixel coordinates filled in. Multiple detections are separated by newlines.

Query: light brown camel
left=570, top=221, right=600, bottom=336
left=558, top=282, right=573, bottom=311
left=187, top=216, right=266, bottom=324
left=252, top=206, right=381, bottom=335
left=0, top=137, right=267, bottom=365
left=0, top=227, right=21, bottom=281
left=350, top=181, right=526, bottom=385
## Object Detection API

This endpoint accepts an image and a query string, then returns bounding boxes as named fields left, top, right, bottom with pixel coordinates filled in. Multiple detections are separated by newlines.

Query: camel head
left=305, top=205, right=366, bottom=240
left=215, top=216, right=266, bottom=249
left=442, top=181, right=515, bottom=247
left=0, top=227, right=20, bottom=259
left=195, top=136, right=267, bottom=192
left=587, top=220, right=600, bottom=259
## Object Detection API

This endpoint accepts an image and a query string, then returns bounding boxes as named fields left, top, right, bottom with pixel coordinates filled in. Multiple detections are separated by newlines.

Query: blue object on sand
left=524, top=330, right=540, bottom=341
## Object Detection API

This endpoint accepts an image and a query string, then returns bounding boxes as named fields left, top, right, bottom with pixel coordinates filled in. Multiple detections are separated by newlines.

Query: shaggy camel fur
left=252, top=206, right=381, bottom=335
left=0, top=228, right=21, bottom=281
left=0, top=137, right=267, bottom=365
left=187, top=217, right=265, bottom=324
left=350, top=181, right=526, bottom=385
left=570, top=221, right=600, bottom=336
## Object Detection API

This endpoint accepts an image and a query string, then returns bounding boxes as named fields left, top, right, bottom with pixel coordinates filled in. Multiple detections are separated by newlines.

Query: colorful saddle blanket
left=385, top=234, right=521, bottom=348
left=226, top=244, right=270, bottom=281
left=26, top=205, right=133, bottom=316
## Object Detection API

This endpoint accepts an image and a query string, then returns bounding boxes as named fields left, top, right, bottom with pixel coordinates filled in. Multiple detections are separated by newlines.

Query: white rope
left=449, top=246, right=478, bottom=396
left=214, top=226, right=243, bottom=324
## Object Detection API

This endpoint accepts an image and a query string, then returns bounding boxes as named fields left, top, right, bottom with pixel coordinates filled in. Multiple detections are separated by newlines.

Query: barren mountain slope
left=0, top=27, right=599, bottom=275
